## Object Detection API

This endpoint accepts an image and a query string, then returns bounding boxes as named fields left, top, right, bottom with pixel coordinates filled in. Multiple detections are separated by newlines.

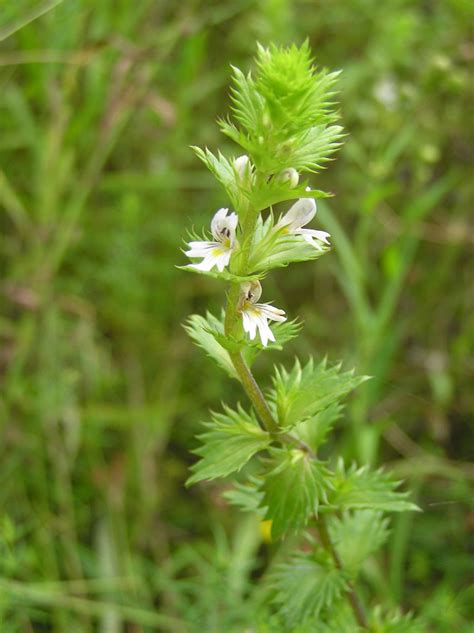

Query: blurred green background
left=0, top=0, right=473, bottom=631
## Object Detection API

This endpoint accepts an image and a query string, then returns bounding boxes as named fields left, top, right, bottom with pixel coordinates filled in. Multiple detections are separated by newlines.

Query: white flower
left=240, top=281, right=286, bottom=346
left=277, top=192, right=330, bottom=251
left=185, top=208, right=238, bottom=272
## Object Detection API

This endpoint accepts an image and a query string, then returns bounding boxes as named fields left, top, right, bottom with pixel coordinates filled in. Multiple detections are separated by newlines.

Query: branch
left=317, top=514, right=369, bottom=629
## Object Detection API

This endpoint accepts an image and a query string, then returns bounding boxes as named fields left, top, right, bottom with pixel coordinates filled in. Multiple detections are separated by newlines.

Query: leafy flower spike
left=240, top=280, right=286, bottom=346
left=185, top=208, right=238, bottom=272
left=278, top=193, right=330, bottom=250
left=183, top=44, right=421, bottom=632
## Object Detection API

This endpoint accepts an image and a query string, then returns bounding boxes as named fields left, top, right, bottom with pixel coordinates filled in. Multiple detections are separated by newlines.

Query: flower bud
left=276, top=167, right=299, bottom=188
left=240, top=279, right=262, bottom=304
left=234, top=155, right=251, bottom=179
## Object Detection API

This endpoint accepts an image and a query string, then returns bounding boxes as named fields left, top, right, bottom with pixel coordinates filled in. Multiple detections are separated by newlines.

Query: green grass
left=0, top=0, right=473, bottom=631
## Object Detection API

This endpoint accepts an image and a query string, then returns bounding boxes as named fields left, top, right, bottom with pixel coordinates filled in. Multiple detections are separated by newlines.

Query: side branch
left=317, top=515, right=369, bottom=629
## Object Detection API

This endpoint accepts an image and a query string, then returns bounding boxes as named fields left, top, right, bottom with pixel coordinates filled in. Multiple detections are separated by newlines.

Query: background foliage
left=0, top=0, right=472, bottom=631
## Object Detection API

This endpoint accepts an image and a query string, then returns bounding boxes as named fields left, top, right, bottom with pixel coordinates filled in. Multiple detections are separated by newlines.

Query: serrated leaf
left=288, top=124, right=345, bottom=173
left=183, top=312, right=237, bottom=378
left=186, top=405, right=271, bottom=486
left=191, top=146, right=240, bottom=207
left=248, top=179, right=330, bottom=213
left=227, top=65, right=265, bottom=134
left=260, top=448, right=332, bottom=538
left=312, top=606, right=364, bottom=633
left=269, top=357, right=368, bottom=429
left=329, top=510, right=390, bottom=575
left=222, top=477, right=265, bottom=515
left=292, top=403, right=343, bottom=451
left=330, top=461, right=420, bottom=513
left=252, top=234, right=328, bottom=272
left=247, top=213, right=329, bottom=273
left=370, top=607, right=427, bottom=633
left=272, top=551, right=348, bottom=624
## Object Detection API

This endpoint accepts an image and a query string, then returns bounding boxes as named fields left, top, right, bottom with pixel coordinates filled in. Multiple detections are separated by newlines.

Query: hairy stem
left=318, top=515, right=369, bottom=629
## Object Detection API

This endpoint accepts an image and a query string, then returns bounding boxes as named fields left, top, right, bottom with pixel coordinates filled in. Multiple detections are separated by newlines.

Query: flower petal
left=256, top=314, right=275, bottom=346
left=188, top=256, right=220, bottom=272
left=185, top=240, right=220, bottom=258
left=256, top=303, right=287, bottom=322
left=242, top=310, right=257, bottom=340
left=227, top=211, right=239, bottom=236
left=215, top=249, right=232, bottom=272
left=298, top=228, right=331, bottom=249
left=211, top=207, right=238, bottom=242
left=278, top=197, right=316, bottom=232
left=299, top=228, right=330, bottom=243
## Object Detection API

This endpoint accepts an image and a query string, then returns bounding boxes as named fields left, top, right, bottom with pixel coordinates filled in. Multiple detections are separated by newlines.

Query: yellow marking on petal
left=211, top=239, right=231, bottom=257
left=243, top=304, right=261, bottom=316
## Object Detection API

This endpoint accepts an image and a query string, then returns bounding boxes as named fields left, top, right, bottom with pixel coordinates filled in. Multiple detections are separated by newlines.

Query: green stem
left=318, top=515, right=369, bottom=630
left=229, top=351, right=279, bottom=434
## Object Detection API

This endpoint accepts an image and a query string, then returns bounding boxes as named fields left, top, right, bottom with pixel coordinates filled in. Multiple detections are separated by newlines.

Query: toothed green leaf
left=246, top=213, right=329, bottom=273
left=286, top=124, right=345, bottom=173
left=248, top=179, right=330, bottom=213
left=184, top=312, right=237, bottom=378
left=191, top=146, right=240, bottom=207
left=260, top=448, right=332, bottom=538
left=369, top=607, right=427, bottom=633
left=186, top=405, right=271, bottom=486
left=269, top=357, right=368, bottom=429
left=272, top=550, right=348, bottom=625
left=329, top=510, right=391, bottom=575
left=222, top=477, right=265, bottom=515
left=292, top=403, right=343, bottom=451
left=330, top=461, right=421, bottom=513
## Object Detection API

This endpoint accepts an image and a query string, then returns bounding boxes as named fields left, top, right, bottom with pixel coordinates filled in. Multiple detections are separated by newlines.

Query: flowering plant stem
left=183, top=44, right=421, bottom=631
left=228, top=350, right=280, bottom=435
left=223, top=184, right=278, bottom=432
